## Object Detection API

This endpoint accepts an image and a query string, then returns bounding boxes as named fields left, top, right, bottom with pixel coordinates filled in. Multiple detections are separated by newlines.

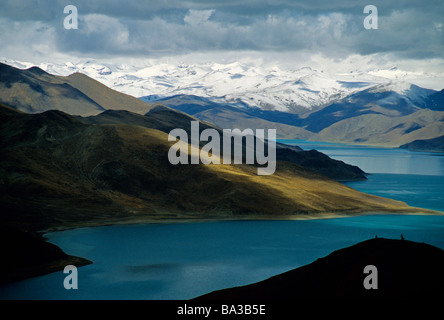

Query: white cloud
left=82, top=14, right=130, bottom=46
left=184, top=9, right=215, bottom=26
left=0, top=18, right=58, bottom=61
left=0, top=1, right=443, bottom=66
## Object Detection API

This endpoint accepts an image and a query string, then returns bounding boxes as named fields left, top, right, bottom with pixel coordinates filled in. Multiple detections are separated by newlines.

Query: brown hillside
left=0, top=105, right=433, bottom=233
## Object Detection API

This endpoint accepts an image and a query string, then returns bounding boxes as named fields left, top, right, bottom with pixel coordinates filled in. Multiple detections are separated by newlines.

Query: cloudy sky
left=1, top=0, right=443, bottom=75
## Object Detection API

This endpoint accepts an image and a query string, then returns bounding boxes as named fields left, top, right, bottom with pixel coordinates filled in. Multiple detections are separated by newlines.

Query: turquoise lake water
left=279, top=140, right=444, bottom=212
left=1, top=141, right=443, bottom=300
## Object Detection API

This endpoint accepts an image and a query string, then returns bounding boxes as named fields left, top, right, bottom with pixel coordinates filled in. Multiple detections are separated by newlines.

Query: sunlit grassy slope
left=0, top=104, right=434, bottom=233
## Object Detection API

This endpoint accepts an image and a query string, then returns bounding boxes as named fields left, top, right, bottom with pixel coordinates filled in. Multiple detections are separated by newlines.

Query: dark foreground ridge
left=196, top=238, right=444, bottom=300
left=0, top=225, right=91, bottom=285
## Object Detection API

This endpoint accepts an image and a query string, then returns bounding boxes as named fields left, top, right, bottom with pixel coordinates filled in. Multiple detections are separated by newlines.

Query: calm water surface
left=1, top=141, right=443, bottom=300
left=278, top=139, right=444, bottom=212
left=280, top=139, right=444, bottom=176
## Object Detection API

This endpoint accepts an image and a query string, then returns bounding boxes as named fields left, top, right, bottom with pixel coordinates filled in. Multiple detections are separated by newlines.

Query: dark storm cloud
left=1, top=0, right=443, bottom=59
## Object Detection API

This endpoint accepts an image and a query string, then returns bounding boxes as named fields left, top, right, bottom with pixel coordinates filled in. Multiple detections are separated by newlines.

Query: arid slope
left=0, top=105, right=432, bottom=233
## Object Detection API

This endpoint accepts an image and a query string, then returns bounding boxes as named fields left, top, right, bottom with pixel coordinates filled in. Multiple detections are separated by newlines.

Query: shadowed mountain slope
left=80, top=107, right=366, bottom=181
left=80, top=105, right=218, bottom=137
left=302, top=83, right=437, bottom=133
left=0, top=104, right=428, bottom=233
left=423, top=89, right=444, bottom=111
left=145, top=94, right=311, bottom=139
left=0, top=224, right=91, bottom=285
left=400, top=134, right=444, bottom=152
left=150, top=89, right=444, bottom=148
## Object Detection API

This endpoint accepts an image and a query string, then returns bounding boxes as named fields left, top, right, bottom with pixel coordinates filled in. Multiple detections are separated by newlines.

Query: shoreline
left=0, top=225, right=92, bottom=286
left=40, top=208, right=442, bottom=234
left=2, top=209, right=442, bottom=287
left=281, top=137, right=444, bottom=150
left=1, top=256, right=92, bottom=286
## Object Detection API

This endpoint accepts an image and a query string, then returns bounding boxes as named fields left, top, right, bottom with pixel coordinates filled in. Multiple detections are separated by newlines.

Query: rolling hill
left=0, top=63, right=153, bottom=116
left=400, top=135, right=444, bottom=153
left=317, top=109, right=444, bottom=146
left=79, top=107, right=367, bottom=181
left=3, top=61, right=443, bottom=148
left=0, top=61, right=367, bottom=181
left=141, top=95, right=322, bottom=151
left=149, top=88, right=444, bottom=148
left=302, top=82, right=439, bottom=133
left=141, top=94, right=312, bottom=139
left=0, top=104, right=428, bottom=234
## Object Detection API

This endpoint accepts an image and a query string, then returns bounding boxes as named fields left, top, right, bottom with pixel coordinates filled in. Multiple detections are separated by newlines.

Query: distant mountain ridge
left=144, top=91, right=444, bottom=147
left=2, top=60, right=443, bottom=148
left=400, top=135, right=444, bottom=153
left=4, top=58, right=443, bottom=114
left=302, top=82, right=439, bottom=133
left=0, top=61, right=367, bottom=181
left=0, top=63, right=154, bottom=116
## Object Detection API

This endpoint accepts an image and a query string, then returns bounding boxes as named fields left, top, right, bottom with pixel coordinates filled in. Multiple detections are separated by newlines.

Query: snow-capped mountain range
left=2, top=58, right=443, bottom=114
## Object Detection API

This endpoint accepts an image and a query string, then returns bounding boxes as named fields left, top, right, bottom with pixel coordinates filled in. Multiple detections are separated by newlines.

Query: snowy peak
left=369, top=81, right=413, bottom=94
left=1, top=58, right=441, bottom=114
left=366, top=81, right=436, bottom=106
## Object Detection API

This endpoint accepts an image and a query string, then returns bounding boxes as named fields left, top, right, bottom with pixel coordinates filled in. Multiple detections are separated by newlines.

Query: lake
left=279, top=140, right=444, bottom=212
left=1, top=141, right=443, bottom=300
left=281, top=139, right=444, bottom=176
